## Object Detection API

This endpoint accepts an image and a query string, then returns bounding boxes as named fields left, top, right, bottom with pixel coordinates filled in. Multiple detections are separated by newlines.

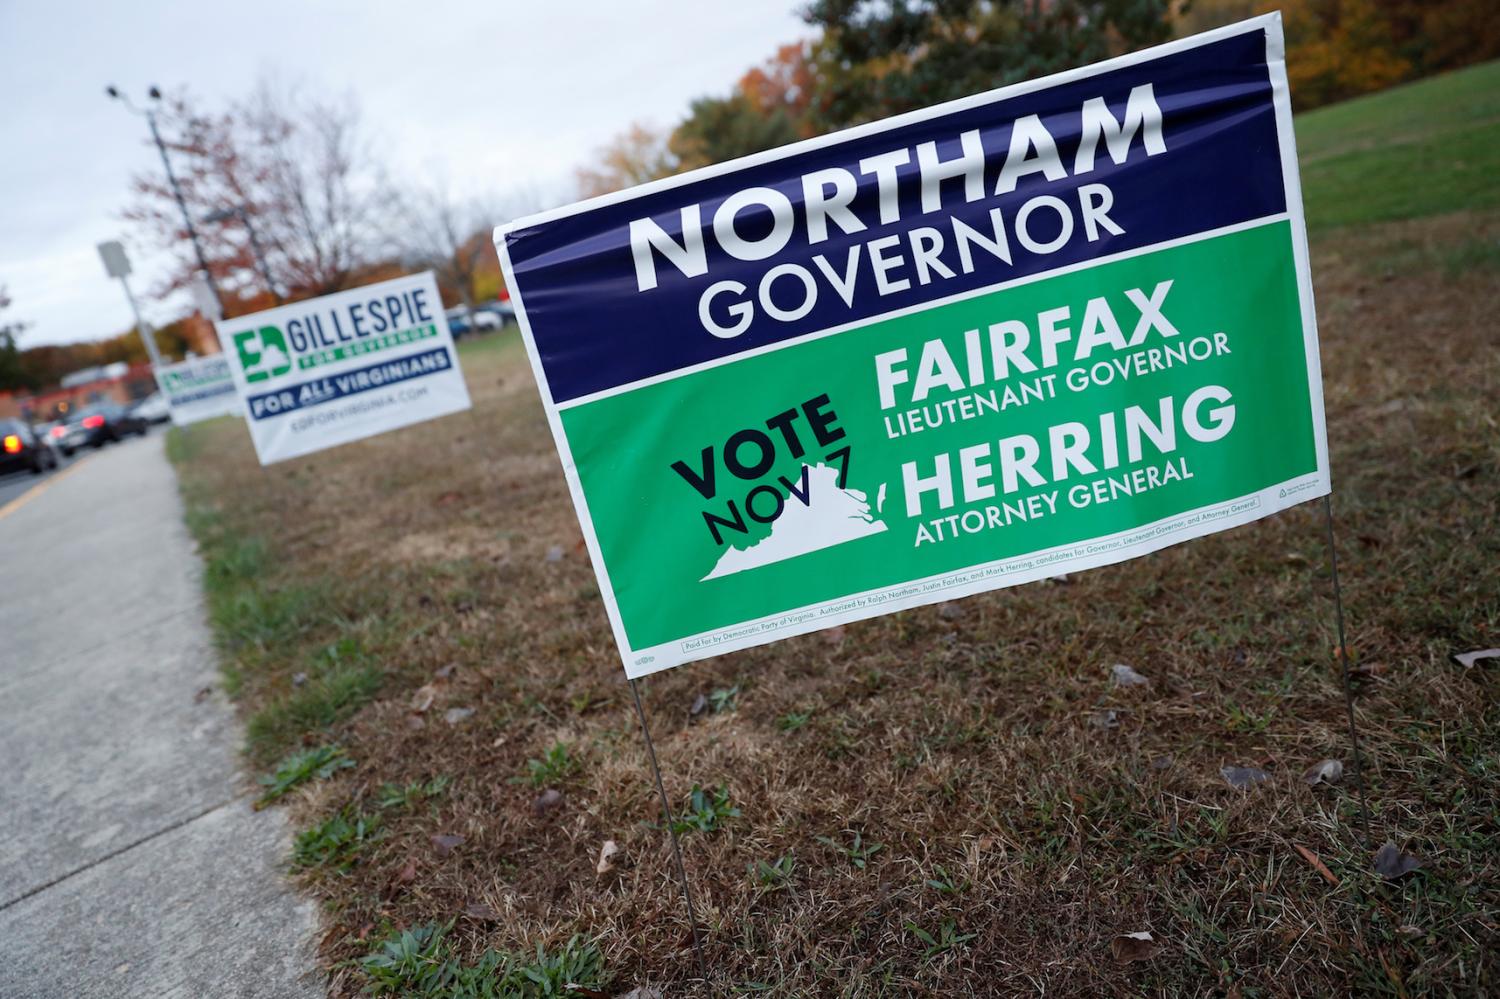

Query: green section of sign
left=561, top=221, right=1315, bottom=650
left=296, top=323, right=439, bottom=370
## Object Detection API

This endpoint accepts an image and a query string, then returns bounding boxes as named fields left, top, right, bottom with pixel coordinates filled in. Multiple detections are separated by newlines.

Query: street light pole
left=97, top=241, right=164, bottom=370
left=107, top=85, right=224, bottom=315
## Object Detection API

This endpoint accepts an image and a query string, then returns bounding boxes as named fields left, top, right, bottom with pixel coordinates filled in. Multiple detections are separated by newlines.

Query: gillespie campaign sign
left=155, top=354, right=240, bottom=426
left=497, top=14, right=1328, bottom=679
left=218, top=272, right=471, bottom=464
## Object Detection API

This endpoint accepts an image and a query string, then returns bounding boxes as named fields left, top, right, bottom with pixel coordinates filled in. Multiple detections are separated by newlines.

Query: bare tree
left=124, top=82, right=397, bottom=315
left=396, top=183, right=499, bottom=329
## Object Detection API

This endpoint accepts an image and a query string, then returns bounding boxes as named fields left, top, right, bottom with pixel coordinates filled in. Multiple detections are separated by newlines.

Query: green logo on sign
left=234, top=325, right=292, bottom=383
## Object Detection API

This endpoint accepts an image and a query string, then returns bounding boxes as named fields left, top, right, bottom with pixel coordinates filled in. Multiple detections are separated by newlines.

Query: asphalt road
left=0, top=444, right=88, bottom=510
left=0, top=432, right=323, bottom=998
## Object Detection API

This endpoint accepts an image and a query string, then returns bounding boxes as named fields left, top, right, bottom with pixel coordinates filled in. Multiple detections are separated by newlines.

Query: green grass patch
left=257, top=744, right=354, bottom=806
left=247, top=662, right=383, bottom=761
left=360, top=923, right=605, bottom=998
left=292, top=809, right=382, bottom=871
left=520, top=742, right=577, bottom=788
left=670, top=784, right=740, bottom=835
left=1298, top=60, right=1500, bottom=230
left=377, top=776, right=451, bottom=811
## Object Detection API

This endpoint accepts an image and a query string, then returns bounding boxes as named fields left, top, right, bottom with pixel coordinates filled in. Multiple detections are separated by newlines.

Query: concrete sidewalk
left=0, top=434, right=322, bottom=998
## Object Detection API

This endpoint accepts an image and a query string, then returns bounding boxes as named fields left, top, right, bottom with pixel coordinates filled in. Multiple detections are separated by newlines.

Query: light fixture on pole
left=106, top=83, right=224, bottom=315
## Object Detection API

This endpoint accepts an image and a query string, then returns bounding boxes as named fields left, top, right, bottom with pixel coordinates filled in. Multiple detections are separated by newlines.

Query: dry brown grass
left=172, top=209, right=1498, bottom=997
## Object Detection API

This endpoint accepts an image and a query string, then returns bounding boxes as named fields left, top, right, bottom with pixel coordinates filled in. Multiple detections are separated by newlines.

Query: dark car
left=0, top=419, right=60, bottom=475
left=57, top=402, right=147, bottom=452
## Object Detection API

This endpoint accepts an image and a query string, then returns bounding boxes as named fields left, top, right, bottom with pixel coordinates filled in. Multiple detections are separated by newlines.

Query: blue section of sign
left=167, top=382, right=236, bottom=406
left=506, top=28, right=1285, bottom=405
left=244, top=347, right=452, bottom=421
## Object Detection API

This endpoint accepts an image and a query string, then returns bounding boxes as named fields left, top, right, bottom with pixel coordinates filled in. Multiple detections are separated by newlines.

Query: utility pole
left=97, top=240, right=164, bottom=369
left=106, top=84, right=224, bottom=315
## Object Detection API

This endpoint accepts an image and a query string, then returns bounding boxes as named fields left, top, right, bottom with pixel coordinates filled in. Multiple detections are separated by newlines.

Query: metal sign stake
left=628, top=677, right=710, bottom=987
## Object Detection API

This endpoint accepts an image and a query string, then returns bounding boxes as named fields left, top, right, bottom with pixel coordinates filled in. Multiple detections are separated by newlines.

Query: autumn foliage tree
left=1263, top=0, right=1500, bottom=109
left=801, top=0, right=1176, bottom=130
left=124, top=84, right=396, bottom=317
left=574, top=123, right=679, bottom=198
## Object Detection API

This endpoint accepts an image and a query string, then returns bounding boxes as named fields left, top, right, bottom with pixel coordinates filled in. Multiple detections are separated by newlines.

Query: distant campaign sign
left=497, top=14, right=1329, bottom=679
left=155, top=354, right=240, bottom=426
left=218, top=272, right=471, bottom=464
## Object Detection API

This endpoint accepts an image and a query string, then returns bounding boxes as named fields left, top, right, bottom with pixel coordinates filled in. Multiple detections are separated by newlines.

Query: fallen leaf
left=411, top=684, right=439, bottom=713
left=405, top=713, right=426, bottom=731
left=688, top=693, right=708, bottom=719
left=464, top=902, right=498, bottom=921
left=564, top=986, right=608, bottom=999
left=434, top=662, right=458, bottom=680
left=938, top=601, right=964, bottom=620
left=429, top=828, right=462, bottom=852
left=1111, top=663, right=1150, bottom=687
left=1452, top=648, right=1500, bottom=670
left=616, top=989, right=663, bottom=999
left=1373, top=842, right=1422, bottom=880
left=596, top=839, right=621, bottom=875
left=1090, top=709, right=1120, bottom=729
left=533, top=788, right=564, bottom=816
left=544, top=545, right=564, bottom=563
left=1110, top=930, right=1159, bottom=964
left=431, top=833, right=465, bottom=856
left=1303, top=759, right=1344, bottom=785
left=1221, top=765, right=1270, bottom=790
left=1292, top=844, right=1339, bottom=886
left=393, top=859, right=418, bottom=885
left=444, top=707, right=475, bottom=725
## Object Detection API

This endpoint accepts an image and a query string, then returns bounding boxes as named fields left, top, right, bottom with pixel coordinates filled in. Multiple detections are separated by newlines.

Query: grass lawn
left=171, top=63, right=1499, bottom=997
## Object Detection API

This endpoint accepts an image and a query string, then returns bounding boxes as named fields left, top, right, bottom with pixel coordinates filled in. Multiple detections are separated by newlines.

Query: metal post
left=1321, top=494, right=1374, bottom=846
left=628, top=678, right=710, bottom=987
left=145, top=107, right=223, bottom=314
left=117, top=275, right=164, bottom=370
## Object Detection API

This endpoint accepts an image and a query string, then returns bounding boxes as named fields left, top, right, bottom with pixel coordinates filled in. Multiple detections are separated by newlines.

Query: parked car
left=0, top=419, right=60, bottom=475
left=445, top=306, right=502, bottom=338
left=475, top=299, right=515, bottom=322
left=130, top=392, right=172, bottom=424
left=57, top=402, right=147, bottom=452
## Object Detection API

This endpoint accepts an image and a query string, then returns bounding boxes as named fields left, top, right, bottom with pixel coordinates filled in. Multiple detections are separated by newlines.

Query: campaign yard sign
left=496, top=14, right=1328, bottom=680
left=155, top=354, right=240, bottom=426
left=218, top=272, right=471, bottom=464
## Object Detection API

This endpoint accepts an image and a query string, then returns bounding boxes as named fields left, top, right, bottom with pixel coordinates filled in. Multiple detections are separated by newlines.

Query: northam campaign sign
left=218, top=272, right=471, bottom=465
left=496, top=14, right=1329, bottom=679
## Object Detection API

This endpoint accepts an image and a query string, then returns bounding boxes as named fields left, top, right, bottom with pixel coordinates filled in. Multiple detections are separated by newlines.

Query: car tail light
left=50, top=426, right=65, bottom=438
left=2, top=434, right=20, bottom=454
left=83, top=415, right=105, bottom=429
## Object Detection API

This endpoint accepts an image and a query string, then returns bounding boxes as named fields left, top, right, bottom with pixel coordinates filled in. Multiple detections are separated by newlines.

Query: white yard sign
left=155, top=354, right=241, bottom=426
left=217, top=272, right=471, bottom=464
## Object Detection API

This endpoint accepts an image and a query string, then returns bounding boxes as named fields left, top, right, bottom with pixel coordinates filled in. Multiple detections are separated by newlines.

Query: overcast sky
left=0, top=0, right=809, bottom=348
